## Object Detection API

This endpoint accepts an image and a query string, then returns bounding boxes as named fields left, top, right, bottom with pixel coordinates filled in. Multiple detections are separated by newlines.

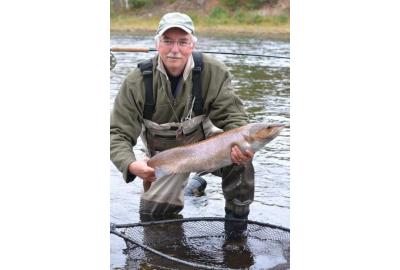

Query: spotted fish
left=147, top=122, right=285, bottom=178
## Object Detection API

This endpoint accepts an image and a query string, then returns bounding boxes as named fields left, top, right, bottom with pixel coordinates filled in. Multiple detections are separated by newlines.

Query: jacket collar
left=156, top=54, right=194, bottom=82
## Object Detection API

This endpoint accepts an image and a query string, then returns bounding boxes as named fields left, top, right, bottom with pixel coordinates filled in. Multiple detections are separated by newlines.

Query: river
left=110, top=33, right=290, bottom=269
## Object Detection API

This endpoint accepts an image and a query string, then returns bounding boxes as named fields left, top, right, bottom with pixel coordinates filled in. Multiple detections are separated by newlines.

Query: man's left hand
left=231, top=145, right=254, bottom=165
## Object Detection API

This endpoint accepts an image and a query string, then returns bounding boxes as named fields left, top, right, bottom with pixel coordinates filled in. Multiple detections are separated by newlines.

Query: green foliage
left=234, top=10, right=246, bottom=23
left=221, top=0, right=240, bottom=10
left=276, top=14, right=289, bottom=24
left=186, top=11, right=199, bottom=25
left=128, top=0, right=146, bottom=8
left=110, top=1, right=116, bottom=18
left=205, top=4, right=289, bottom=26
left=207, top=6, right=229, bottom=24
left=220, top=0, right=279, bottom=10
left=111, top=0, right=289, bottom=31
left=233, top=10, right=268, bottom=24
left=244, top=0, right=278, bottom=9
left=209, top=7, right=229, bottom=20
left=250, top=14, right=263, bottom=24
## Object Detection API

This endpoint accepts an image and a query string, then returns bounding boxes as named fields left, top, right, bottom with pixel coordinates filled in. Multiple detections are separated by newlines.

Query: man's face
left=156, top=28, right=194, bottom=75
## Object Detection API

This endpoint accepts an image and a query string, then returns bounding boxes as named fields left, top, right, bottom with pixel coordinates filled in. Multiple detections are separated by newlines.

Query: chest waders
left=137, top=53, right=255, bottom=222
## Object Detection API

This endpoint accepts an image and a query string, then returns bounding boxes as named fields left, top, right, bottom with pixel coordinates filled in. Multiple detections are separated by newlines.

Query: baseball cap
left=156, top=12, right=195, bottom=36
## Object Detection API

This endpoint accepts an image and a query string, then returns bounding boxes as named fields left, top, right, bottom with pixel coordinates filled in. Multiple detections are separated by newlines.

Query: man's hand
left=128, top=159, right=156, bottom=182
left=231, top=145, right=254, bottom=166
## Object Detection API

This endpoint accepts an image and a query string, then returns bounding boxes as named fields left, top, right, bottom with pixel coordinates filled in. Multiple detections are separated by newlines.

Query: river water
left=110, top=33, right=290, bottom=269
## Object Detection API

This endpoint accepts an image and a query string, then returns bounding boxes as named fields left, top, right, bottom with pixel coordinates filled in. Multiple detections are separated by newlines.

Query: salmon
left=147, top=122, right=285, bottom=178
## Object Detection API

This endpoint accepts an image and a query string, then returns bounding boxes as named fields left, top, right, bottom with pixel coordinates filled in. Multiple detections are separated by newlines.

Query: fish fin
left=196, top=167, right=222, bottom=176
left=196, top=170, right=209, bottom=176
left=154, top=167, right=174, bottom=179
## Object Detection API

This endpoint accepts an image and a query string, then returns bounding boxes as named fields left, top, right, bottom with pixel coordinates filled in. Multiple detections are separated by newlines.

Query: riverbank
left=111, top=15, right=289, bottom=39
left=110, top=0, right=289, bottom=39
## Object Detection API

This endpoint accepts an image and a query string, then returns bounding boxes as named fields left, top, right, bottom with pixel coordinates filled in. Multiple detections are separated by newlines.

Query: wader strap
left=192, top=52, right=204, bottom=116
left=139, top=53, right=204, bottom=120
left=138, top=60, right=155, bottom=120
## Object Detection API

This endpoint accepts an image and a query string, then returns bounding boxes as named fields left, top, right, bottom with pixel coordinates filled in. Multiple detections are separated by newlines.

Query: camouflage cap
left=156, top=12, right=195, bottom=36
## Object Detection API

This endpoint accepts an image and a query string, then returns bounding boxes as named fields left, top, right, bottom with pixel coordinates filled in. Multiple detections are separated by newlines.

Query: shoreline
left=110, top=26, right=290, bottom=40
left=110, top=14, right=289, bottom=40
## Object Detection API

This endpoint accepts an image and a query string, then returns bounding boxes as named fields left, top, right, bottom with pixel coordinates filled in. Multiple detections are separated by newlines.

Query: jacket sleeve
left=110, top=75, right=143, bottom=183
left=207, top=69, right=249, bottom=131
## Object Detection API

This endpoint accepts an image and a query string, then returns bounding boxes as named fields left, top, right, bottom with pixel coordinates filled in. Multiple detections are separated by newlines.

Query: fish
left=147, top=122, right=285, bottom=178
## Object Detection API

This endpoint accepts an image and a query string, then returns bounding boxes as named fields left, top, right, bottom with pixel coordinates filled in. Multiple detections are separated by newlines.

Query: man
left=110, top=12, right=255, bottom=224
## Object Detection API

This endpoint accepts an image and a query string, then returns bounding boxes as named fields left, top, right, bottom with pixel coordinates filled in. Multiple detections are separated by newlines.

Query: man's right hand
left=128, top=160, right=156, bottom=182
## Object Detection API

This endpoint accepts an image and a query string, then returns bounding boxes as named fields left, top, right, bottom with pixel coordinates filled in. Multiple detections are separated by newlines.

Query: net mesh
left=112, top=217, right=290, bottom=270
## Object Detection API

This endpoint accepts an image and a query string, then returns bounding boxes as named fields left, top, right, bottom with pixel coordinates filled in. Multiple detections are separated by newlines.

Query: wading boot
left=224, top=208, right=249, bottom=241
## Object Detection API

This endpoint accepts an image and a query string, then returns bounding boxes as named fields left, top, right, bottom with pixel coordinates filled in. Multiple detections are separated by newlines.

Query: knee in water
left=184, top=174, right=207, bottom=196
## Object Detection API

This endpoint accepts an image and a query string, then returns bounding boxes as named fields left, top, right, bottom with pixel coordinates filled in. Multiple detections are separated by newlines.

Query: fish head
left=248, top=123, right=285, bottom=145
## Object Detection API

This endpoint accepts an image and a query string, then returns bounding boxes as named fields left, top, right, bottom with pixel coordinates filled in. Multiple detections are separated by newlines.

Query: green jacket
left=110, top=53, right=249, bottom=182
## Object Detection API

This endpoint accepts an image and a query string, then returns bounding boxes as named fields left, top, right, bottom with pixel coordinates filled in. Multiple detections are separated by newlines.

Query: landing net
left=111, top=217, right=290, bottom=270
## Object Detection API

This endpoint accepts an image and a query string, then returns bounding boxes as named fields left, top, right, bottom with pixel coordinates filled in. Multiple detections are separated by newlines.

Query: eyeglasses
left=160, top=39, right=193, bottom=48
